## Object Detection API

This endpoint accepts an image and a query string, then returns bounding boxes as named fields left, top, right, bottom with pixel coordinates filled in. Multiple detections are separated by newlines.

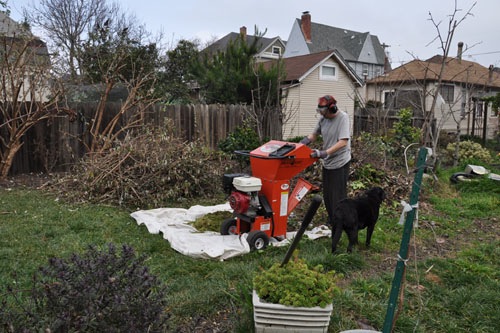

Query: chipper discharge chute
left=221, top=140, right=318, bottom=250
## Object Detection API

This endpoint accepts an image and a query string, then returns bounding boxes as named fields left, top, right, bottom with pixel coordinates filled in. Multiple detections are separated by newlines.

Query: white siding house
left=278, top=51, right=363, bottom=138
left=364, top=54, right=500, bottom=140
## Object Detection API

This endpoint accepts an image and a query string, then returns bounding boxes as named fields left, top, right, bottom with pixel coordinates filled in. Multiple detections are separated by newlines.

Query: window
left=384, top=91, right=396, bottom=109
left=272, top=46, right=281, bottom=55
left=384, top=90, right=420, bottom=111
left=320, top=64, right=337, bottom=80
left=440, top=85, right=455, bottom=103
left=362, top=64, right=369, bottom=77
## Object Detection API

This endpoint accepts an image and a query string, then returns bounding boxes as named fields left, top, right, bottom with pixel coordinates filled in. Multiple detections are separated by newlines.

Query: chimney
left=381, top=42, right=391, bottom=73
left=489, top=64, right=494, bottom=83
left=301, top=11, right=311, bottom=43
left=240, top=26, right=247, bottom=40
left=457, top=41, right=463, bottom=63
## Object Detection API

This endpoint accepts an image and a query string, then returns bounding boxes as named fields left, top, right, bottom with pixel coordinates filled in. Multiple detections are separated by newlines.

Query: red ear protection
left=318, top=95, right=338, bottom=113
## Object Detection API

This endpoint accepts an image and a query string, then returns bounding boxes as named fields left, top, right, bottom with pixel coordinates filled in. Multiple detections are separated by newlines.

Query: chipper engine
left=221, top=140, right=318, bottom=250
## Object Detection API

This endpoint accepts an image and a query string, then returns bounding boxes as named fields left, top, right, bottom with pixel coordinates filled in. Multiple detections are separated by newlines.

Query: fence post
left=382, top=147, right=428, bottom=333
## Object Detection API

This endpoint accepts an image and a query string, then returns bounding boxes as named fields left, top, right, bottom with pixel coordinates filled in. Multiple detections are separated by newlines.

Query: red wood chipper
left=221, top=140, right=318, bottom=250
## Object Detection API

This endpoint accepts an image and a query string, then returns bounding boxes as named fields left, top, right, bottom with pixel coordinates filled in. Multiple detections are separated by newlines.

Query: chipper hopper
left=221, top=140, right=318, bottom=250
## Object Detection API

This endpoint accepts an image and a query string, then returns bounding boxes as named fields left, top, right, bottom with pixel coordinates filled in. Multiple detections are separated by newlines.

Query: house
left=0, top=10, right=25, bottom=35
left=277, top=50, right=363, bottom=138
left=283, top=11, right=390, bottom=81
left=0, top=11, right=51, bottom=102
left=202, top=26, right=286, bottom=62
left=364, top=43, right=500, bottom=140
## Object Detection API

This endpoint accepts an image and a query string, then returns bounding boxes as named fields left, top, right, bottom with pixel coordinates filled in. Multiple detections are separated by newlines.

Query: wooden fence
left=353, top=108, right=427, bottom=136
left=8, top=104, right=456, bottom=175
left=6, top=103, right=252, bottom=175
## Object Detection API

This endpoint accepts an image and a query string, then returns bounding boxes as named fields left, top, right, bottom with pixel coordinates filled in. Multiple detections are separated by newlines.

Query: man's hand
left=300, top=137, right=311, bottom=145
left=311, top=149, right=328, bottom=159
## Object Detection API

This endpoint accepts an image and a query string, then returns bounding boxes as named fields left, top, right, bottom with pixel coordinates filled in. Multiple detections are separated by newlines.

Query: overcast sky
left=8, top=0, right=500, bottom=68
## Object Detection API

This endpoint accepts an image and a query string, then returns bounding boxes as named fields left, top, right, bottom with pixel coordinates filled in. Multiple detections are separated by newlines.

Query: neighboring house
left=364, top=45, right=500, bottom=140
left=283, top=11, right=390, bottom=81
left=0, top=10, right=26, bottom=35
left=202, top=26, right=286, bottom=62
left=0, top=11, right=51, bottom=102
left=276, top=50, right=363, bottom=138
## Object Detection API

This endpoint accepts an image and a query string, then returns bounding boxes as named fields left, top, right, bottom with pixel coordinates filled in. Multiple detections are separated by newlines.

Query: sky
left=7, top=0, right=500, bottom=68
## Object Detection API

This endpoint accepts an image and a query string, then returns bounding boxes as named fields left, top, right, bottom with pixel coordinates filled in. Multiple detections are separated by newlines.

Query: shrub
left=350, top=163, right=386, bottom=189
left=392, top=107, right=421, bottom=147
left=218, top=121, right=261, bottom=158
left=1, top=244, right=168, bottom=332
left=445, top=140, right=493, bottom=164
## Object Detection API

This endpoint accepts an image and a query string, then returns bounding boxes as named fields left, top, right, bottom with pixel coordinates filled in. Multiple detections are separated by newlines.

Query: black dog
left=331, top=187, right=386, bottom=253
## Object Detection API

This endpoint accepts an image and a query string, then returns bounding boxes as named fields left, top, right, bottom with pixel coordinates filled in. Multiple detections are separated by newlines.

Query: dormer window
left=320, top=64, right=337, bottom=81
left=272, top=46, right=281, bottom=55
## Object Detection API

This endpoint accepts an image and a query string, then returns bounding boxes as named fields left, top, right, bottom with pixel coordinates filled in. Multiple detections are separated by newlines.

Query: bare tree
left=24, top=0, right=110, bottom=80
left=422, top=1, right=476, bottom=162
left=249, top=59, right=286, bottom=141
left=22, top=0, right=162, bottom=155
left=79, top=13, right=161, bottom=153
left=360, top=2, right=479, bottom=166
left=0, top=27, right=74, bottom=179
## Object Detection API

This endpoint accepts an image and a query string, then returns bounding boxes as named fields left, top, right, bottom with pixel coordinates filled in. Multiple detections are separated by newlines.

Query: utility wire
left=466, top=51, right=500, bottom=56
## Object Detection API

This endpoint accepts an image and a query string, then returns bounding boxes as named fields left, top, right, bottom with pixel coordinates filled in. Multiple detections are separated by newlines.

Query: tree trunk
left=0, top=141, right=23, bottom=180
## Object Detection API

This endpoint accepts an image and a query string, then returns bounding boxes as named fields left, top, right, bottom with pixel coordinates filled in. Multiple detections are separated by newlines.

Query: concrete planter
left=253, top=290, right=333, bottom=333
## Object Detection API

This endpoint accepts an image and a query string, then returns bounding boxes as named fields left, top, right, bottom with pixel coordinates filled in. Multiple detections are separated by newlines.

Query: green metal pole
left=382, top=147, right=428, bottom=333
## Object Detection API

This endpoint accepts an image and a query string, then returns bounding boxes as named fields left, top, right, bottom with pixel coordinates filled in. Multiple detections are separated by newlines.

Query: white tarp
left=130, top=203, right=331, bottom=261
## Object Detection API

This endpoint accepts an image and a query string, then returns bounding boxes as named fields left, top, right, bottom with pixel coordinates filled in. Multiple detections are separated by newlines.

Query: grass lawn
left=1, top=167, right=499, bottom=332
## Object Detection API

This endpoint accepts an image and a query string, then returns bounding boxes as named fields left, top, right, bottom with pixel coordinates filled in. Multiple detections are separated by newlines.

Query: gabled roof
left=298, top=18, right=386, bottom=66
left=202, top=31, right=285, bottom=57
left=268, top=50, right=363, bottom=86
left=368, top=55, right=500, bottom=88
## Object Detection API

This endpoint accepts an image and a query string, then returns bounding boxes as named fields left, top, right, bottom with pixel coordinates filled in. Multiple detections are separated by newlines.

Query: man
left=300, top=95, right=351, bottom=233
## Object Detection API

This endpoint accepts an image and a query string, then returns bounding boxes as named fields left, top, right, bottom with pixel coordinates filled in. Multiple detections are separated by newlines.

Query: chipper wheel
left=246, top=231, right=269, bottom=250
left=220, top=217, right=238, bottom=235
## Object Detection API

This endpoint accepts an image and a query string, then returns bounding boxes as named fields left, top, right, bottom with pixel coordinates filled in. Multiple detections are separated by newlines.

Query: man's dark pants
left=322, top=161, right=350, bottom=226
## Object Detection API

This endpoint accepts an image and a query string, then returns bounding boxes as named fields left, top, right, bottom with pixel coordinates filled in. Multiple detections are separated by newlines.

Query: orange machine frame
left=235, top=140, right=317, bottom=239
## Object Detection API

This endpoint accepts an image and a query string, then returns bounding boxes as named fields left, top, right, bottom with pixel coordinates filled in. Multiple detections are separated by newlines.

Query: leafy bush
left=445, top=140, right=493, bottom=164
left=218, top=121, right=261, bottom=157
left=253, top=255, right=338, bottom=308
left=351, top=163, right=386, bottom=187
left=351, top=132, right=392, bottom=167
left=392, top=107, right=421, bottom=147
left=384, top=108, right=421, bottom=168
left=1, top=244, right=168, bottom=332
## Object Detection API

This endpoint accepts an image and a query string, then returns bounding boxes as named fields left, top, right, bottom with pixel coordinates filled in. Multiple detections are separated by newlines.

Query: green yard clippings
left=254, top=255, right=339, bottom=308
left=190, top=210, right=233, bottom=232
